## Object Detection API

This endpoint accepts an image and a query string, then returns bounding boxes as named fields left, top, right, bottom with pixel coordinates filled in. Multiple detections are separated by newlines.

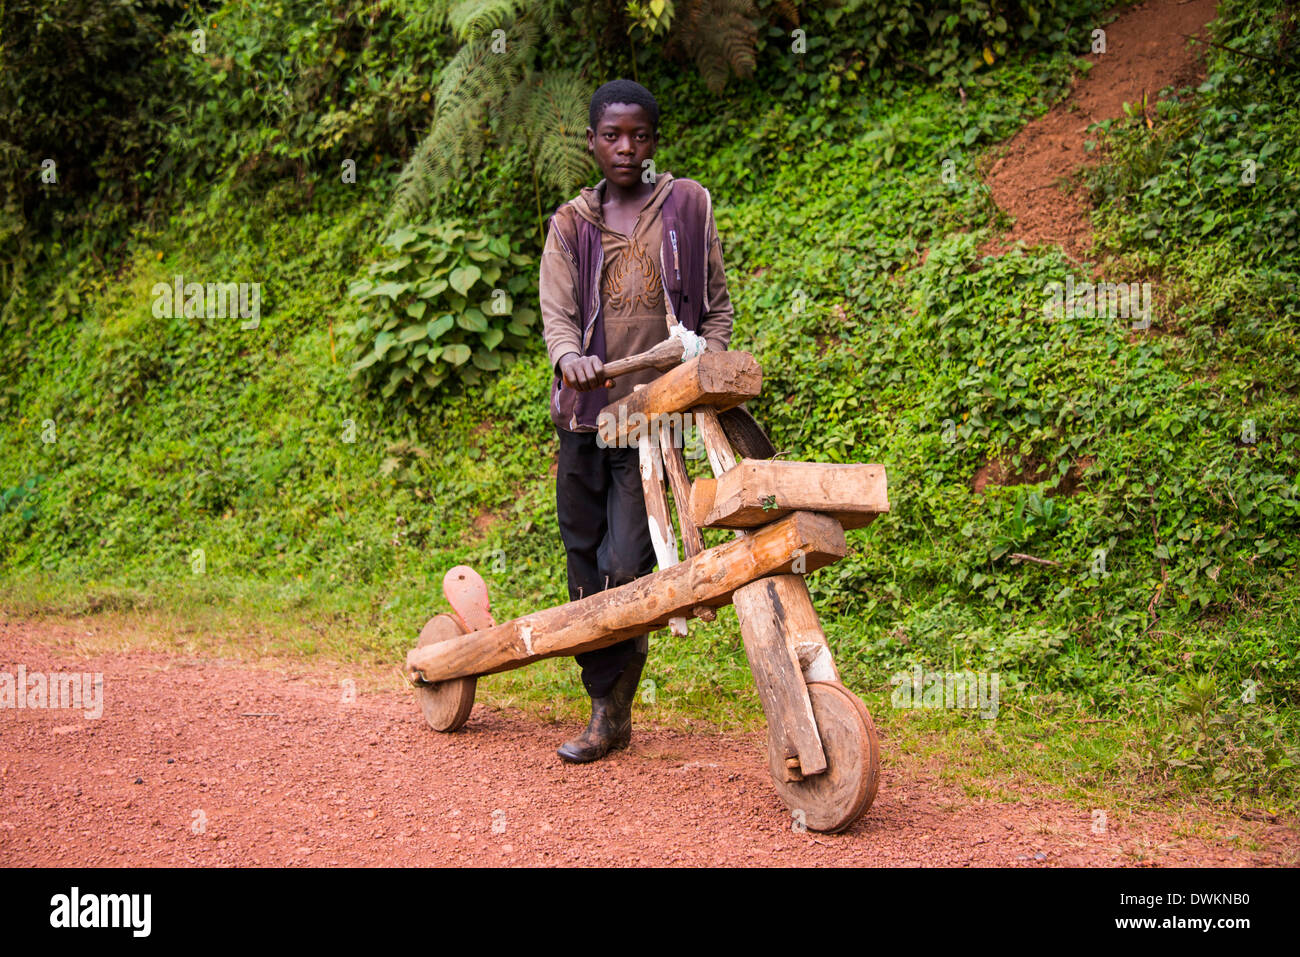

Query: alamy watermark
left=50, top=887, right=150, bottom=937
left=151, top=274, right=262, bottom=329
left=1, top=666, right=103, bottom=719
left=890, top=665, right=1000, bottom=719
left=596, top=408, right=706, bottom=457
left=1042, top=276, right=1153, bottom=330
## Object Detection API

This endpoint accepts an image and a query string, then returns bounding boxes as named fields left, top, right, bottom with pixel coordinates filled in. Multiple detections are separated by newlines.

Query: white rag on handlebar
left=669, top=324, right=708, bottom=361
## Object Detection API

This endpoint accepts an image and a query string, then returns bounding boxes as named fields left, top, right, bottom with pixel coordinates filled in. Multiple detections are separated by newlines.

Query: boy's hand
left=558, top=353, right=613, bottom=391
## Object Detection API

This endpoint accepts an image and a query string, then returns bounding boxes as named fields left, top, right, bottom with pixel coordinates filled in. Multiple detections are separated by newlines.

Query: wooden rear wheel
left=766, top=681, right=880, bottom=833
left=414, top=613, right=477, bottom=732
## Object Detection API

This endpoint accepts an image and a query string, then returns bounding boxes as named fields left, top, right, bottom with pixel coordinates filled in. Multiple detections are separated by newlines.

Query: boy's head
left=587, top=79, right=659, bottom=189
left=588, top=79, right=659, bottom=134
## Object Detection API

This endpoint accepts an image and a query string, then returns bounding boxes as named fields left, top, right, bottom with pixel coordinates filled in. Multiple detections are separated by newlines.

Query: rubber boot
left=557, top=649, right=646, bottom=764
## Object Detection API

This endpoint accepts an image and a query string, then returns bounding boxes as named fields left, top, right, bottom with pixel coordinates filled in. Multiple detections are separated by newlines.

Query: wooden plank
left=596, top=352, right=761, bottom=446
left=734, top=576, right=828, bottom=777
left=658, top=424, right=716, bottom=622
left=692, top=406, right=738, bottom=477
left=406, top=511, right=847, bottom=684
left=689, top=476, right=718, bottom=530
left=700, top=460, right=889, bottom=530
left=691, top=409, right=748, bottom=548
left=658, top=428, right=704, bottom=559
left=637, top=432, right=688, bottom=638
left=760, top=574, right=841, bottom=685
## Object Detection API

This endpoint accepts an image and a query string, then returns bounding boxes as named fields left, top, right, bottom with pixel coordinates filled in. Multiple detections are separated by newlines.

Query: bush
left=344, top=221, right=538, bottom=403
left=0, top=0, right=185, bottom=269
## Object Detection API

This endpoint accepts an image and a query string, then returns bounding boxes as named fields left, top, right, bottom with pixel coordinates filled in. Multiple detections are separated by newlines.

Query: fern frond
left=526, top=0, right=566, bottom=36
left=378, top=0, right=458, bottom=35
left=675, top=0, right=759, bottom=93
left=448, top=0, right=529, bottom=40
left=535, top=132, right=595, bottom=197
left=388, top=15, right=541, bottom=225
left=500, top=75, right=541, bottom=154
left=526, top=71, right=596, bottom=195
left=385, top=1, right=581, bottom=226
left=771, top=0, right=800, bottom=27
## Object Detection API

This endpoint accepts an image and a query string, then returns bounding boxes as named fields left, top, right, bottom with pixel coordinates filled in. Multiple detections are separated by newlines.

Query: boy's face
left=587, top=102, right=658, bottom=190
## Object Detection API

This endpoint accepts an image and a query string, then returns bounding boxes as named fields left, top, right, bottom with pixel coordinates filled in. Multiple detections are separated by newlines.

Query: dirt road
left=1, top=619, right=1293, bottom=867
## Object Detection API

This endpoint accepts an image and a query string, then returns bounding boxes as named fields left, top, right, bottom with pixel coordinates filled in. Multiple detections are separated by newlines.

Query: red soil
left=981, top=0, right=1220, bottom=261
left=2, top=620, right=1294, bottom=867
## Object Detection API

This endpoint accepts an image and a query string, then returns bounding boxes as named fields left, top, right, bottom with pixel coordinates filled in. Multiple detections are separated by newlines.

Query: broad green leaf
left=442, top=343, right=471, bottom=366
left=385, top=227, right=418, bottom=249
left=457, top=307, right=487, bottom=332
left=399, top=323, right=427, bottom=343
left=347, top=279, right=373, bottom=298
left=374, top=331, right=395, bottom=356
left=418, top=278, right=448, bottom=299
left=405, top=301, right=427, bottom=320
left=480, top=327, right=504, bottom=350
left=472, top=349, right=501, bottom=371
left=427, top=315, right=454, bottom=340
left=372, top=281, right=408, bottom=299
left=449, top=264, right=482, bottom=296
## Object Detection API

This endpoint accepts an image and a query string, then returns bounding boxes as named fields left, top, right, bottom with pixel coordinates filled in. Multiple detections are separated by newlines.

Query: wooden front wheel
left=766, top=681, right=880, bottom=833
left=413, top=613, right=477, bottom=732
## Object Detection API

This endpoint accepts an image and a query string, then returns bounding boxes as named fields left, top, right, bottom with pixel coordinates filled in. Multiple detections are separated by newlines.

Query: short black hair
left=588, top=79, right=659, bottom=134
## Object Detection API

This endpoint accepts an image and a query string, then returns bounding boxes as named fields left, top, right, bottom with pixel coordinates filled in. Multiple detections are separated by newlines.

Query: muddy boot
left=557, top=649, right=646, bottom=764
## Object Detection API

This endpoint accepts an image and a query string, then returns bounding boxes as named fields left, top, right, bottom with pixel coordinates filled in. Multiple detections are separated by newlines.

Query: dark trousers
left=555, top=427, right=656, bottom=698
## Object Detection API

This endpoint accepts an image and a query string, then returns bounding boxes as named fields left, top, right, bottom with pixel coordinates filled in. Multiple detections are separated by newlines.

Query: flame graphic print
left=603, top=236, right=663, bottom=313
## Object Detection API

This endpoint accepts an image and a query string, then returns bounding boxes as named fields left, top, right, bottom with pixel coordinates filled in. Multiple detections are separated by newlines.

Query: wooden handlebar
left=600, top=337, right=685, bottom=381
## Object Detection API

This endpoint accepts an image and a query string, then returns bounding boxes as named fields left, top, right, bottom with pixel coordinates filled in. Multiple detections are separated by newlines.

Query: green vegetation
left=1, top=0, right=1296, bottom=811
left=345, top=220, right=538, bottom=402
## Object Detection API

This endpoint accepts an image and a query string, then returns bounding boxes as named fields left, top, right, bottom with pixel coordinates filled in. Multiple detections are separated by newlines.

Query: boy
left=539, top=79, right=734, bottom=763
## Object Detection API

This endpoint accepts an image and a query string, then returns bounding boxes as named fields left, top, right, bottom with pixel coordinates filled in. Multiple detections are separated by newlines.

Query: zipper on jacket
left=669, top=229, right=680, bottom=281
left=659, top=246, right=678, bottom=327
left=582, top=246, right=603, bottom=351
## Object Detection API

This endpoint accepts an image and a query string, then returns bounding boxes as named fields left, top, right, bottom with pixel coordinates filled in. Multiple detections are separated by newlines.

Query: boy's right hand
left=558, top=353, right=612, bottom=392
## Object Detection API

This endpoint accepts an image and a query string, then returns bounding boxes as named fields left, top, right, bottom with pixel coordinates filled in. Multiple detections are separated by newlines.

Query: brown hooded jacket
left=539, top=172, right=734, bottom=432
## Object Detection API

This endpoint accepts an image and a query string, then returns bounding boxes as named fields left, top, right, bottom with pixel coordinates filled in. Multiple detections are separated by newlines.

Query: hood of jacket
left=571, top=172, right=676, bottom=232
